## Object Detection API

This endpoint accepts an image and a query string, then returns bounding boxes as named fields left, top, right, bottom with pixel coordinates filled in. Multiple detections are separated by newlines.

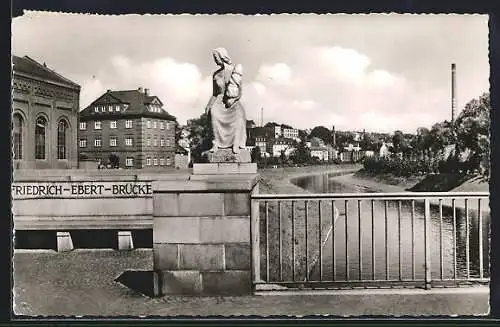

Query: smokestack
left=332, top=125, right=336, bottom=147
left=261, top=107, right=264, bottom=127
left=451, top=63, right=456, bottom=124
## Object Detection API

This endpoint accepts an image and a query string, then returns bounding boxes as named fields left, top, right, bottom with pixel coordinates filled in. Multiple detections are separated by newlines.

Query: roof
left=12, top=55, right=80, bottom=89
left=80, top=89, right=176, bottom=121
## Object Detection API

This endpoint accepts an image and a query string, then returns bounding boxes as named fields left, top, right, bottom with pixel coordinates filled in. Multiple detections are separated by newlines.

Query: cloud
left=256, top=63, right=293, bottom=85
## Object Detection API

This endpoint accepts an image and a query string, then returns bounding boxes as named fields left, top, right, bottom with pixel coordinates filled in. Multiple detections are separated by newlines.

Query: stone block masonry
left=152, top=172, right=259, bottom=296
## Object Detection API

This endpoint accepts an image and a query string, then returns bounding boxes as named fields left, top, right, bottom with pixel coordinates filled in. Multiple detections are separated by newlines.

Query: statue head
left=213, top=48, right=232, bottom=67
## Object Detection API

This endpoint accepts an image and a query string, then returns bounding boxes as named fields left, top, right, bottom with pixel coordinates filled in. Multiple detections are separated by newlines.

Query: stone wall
left=152, top=174, right=259, bottom=296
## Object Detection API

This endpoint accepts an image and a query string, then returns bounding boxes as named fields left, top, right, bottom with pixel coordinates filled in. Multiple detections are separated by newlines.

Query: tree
left=290, top=139, right=310, bottom=164
left=455, top=92, right=490, bottom=174
left=359, top=133, right=377, bottom=151
left=309, top=126, right=333, bottom=145
left=428, top=121, right=454, bottom=155
left=251, top=146, right=262, bottom=162
left=392, top=130, right=405, bottom=152
left=189, top=112, right=213, bottom=163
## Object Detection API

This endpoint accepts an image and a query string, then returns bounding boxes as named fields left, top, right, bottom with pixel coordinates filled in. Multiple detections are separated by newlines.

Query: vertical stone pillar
left=118, top=231, right=134, bottom=250
left=152, top=169, right=258, bottom=296
left=57, top=231, right=74, bottom=252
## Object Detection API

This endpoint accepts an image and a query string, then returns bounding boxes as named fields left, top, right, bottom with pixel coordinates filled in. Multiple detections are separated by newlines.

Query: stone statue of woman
left=204, top=48, right=247, bottom=155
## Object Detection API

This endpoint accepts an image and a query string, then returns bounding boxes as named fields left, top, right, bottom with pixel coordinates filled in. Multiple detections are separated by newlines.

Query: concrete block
left=160, top=270, right=203, bottom=295
left=178, top=193, right=223, bottom=216
left=193, top=163, right=257, bottom=175
left=201, top=271, right=251, bottom=295
left=206, top=149, right=251, bottom=163
left=153, top=243, right=179, bottom=270
left=57, top=231, right=73, bottom=252
left=224, top=193, right=250, bottom=216
left=199, top=217, right=250, bottom=243
left=118, top=231, right=134, bottom=250
left=153, top=217, right=200, bottom=243
left=225, top=243, right=251, bottom=270
left=179, top=244, right=224, bottom=271
left=153, top=193, right=179, bottom=216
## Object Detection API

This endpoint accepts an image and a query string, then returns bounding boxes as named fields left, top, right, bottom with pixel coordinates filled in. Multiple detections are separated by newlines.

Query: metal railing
left=250, top=192, right=490, bottom=291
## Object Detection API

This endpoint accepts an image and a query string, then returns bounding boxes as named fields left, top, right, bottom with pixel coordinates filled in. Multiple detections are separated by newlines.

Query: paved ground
left=13, top=249, right=489, bottom=317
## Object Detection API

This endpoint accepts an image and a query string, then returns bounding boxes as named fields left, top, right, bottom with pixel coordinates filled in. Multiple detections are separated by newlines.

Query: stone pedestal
left=152, top=174, right=259, bottom=296
left=206, top=148, right=251, bottom=163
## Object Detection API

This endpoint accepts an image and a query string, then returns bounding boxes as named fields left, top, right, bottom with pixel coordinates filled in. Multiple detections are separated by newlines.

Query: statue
left=204, top=48, right=248, bottom=160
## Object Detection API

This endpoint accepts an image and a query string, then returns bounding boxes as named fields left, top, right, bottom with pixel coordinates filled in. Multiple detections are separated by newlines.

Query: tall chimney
left=451, top=63, right=457, bottom=124
left=332, top=125, right=336, bottom=147
left=261, top=107, right=264, bottom=127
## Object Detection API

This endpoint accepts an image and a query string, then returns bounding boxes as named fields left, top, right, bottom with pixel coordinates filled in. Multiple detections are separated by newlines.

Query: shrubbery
left=362, top=155, right=457, bottom=177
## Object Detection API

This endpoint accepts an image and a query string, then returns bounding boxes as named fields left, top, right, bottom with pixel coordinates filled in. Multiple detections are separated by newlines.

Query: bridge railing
left=250, top=192, right=490, bottom=291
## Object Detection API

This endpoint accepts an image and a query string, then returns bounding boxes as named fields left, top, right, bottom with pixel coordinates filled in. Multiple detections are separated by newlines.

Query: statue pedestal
left=195, top=149, right=256, bottom=175
left=206, top=148, right=251, bottom=163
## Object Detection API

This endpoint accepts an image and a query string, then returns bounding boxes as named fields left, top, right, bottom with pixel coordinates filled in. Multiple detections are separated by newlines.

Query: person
left=204, top=48, right=247, bottom=154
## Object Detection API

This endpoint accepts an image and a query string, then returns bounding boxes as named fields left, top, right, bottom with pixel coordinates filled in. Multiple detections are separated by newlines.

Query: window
left=94, top=121, right=102, bottom=130
left=153, top=120, right=157, bottom=129
left=13, top=114, right=23, bottom=160
left=110, top=137, right=117, bottom=147
left=166, top=122, right=170, bottom=130
left=79, top=139, right=87, bottom=148
left=125, top=120, right=133, bottom=128
left=125, top=137, right=133, bottom=146
left=94, top=137, right=102, bottom=147
left=153, top=137, right=158, bottom=147
left=166, top=157, right=171, bottom=166
left=35, top=116, right=47, bottom=159
left=57, top=120, right=68, bottom=159
left=153, top=158, right=158, bottom=166
left=166, top=138, right=171, bottom=147
left=79, top=122, right=87, bottom=130
left=160, top=121, right=164, bottom=130
left=160, top=158, right=165, bottom=166
left=146, top=157, right=151, bottom=166
left=115, top=105, right=121, bottom=112
left=94, top=106, right=98, bottom=113
left=126, top=157, right=134, bottom=167
left=147, top=120, right=151, bottom=129
left=101, top=106, right=105, bottom=112
left=108, top=105, right=113, bottom=112
left=110, top=121, right=117, bottom=129
left=146, top=137, right=151, bottom=146
left=160, top=138, right=165, bottom=147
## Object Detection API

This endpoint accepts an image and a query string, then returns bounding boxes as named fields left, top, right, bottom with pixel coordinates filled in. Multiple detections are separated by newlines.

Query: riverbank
left=258, top=164, right=361, bottom=194
left=330, top=171, right=490, bottom=213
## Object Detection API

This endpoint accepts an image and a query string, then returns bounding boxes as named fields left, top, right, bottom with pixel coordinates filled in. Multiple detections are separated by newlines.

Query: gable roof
left=80, top=89, right=176, bottom=121
left=12, top=55, right=80, bottom=89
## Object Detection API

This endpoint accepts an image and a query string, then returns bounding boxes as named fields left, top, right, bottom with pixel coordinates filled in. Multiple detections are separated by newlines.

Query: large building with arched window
left=12, top=55, right=81, bottom=169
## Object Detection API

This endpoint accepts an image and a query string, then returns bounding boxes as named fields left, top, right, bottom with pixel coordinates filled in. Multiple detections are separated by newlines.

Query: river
left=290, top=171, right=490, bottom=282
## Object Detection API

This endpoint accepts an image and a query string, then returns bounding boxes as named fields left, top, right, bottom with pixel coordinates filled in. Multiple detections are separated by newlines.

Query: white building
left=283, top=128, right=299, bottom=141
left=311, top=146, right=329, bottom=161
left=379, top=142, right=392, bottom=157
left=271, top=138, right=295, bottom=157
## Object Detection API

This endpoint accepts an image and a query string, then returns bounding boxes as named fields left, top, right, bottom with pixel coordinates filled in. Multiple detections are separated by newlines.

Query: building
left=270, top=138, right=295, bottom=157
left=282, top=128, right=299, bottom=141
left=78, top=87, right=177, bottom=169
left=379, top=142, right=392, bottom=157
left=310, top=146, right=329, bottom=161
left=12, top=55, right=81, bottom=169
left=255, top=137, right=269, bottom=157
left=174, top=145, right=189, bottom=169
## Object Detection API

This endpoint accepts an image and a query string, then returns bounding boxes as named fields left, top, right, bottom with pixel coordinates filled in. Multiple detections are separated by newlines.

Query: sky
left=12, top=12, right=489, bottom=133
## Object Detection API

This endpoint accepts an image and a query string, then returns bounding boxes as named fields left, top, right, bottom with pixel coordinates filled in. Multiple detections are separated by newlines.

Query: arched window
left=35, top=116, right=47, bottom=160
left=57, top=120, right=68, bottom=159
left=13, top=114, right=23, bottom=160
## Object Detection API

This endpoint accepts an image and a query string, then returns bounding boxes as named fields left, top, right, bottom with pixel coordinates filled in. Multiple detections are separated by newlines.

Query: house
left=310, top=146, right=329, bottom=161
left=78, top=87, right=177, bottom=169
left=12, top=55, right=81, bottom=169
left=270, top=138, right=295, bottom=157
left=282, top=127, right=299, bottom=141
left=379, top=142, right=392, bottom=157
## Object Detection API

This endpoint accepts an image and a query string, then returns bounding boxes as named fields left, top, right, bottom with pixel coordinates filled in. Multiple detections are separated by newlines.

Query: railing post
left=251, top=197, right=261, bottom=287
left=424, top=198, right=432, bottom=290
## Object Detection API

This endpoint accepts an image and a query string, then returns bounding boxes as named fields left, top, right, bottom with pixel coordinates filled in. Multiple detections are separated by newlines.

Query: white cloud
left=257, top=63, right=293, bottom=85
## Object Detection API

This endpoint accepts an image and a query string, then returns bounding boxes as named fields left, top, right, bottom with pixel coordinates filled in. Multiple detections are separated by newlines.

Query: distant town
left=12, top=54, right=489, bottom=179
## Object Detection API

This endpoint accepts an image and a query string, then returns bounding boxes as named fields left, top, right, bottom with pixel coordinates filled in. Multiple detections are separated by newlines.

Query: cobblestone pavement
left=13, top=250, right=489, bottom=317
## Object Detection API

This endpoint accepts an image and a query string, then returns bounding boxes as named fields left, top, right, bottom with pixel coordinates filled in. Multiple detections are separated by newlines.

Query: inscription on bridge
left=12, top=181, right=153, bottom=199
